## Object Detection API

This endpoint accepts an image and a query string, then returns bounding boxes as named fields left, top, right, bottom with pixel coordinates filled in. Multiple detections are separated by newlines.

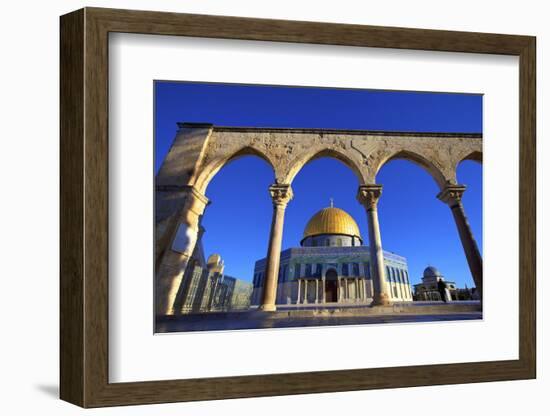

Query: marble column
left=155, top=186, right=209, bottom=316
left=304, top=279, right=309, bottom=304
left=344, top=278, right=348, bottom=301
left=315, top=280, right=319, bottom=304
left=357, top=185, right=391, bottom=306
left=296, top=279, right=302, bottom=305
left=437, top=184, right=483, bottom=299
left=322, top=277, right=326, bottom=304
left=260, top=184, right=293, bottom=311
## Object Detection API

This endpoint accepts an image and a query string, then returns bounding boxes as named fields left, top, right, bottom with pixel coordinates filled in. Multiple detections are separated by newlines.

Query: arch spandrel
left=283, top=145, right=368, bottom=186
left=369, top=136, right=482, bottom=190
left=448, top=145, right=483, bottom=185
left=193, top=129, right=372, bottom=191
left=193, top=144, right=279, bottom=194
left=157, top=125, right=482, bottom=195
left=372, top=148, right=450, bottom=189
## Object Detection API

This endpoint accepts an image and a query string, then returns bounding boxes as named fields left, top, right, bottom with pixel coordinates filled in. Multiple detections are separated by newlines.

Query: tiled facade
left=252, top=246, right=412, bottom=306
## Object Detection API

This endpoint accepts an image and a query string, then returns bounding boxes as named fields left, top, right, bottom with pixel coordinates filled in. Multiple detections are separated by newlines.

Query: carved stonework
left=178, top=128, right=482, bottom=195
left=269, top=184, right=293, bottom=207
left=437, top=184, right=466, bottom=207
left=356, top=185, right=383, bottom=211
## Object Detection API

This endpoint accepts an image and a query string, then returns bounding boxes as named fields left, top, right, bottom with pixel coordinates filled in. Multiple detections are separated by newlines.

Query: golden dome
left=302, top=207, right=361, bottom=241
left=207, top=253, right=221, bottom=266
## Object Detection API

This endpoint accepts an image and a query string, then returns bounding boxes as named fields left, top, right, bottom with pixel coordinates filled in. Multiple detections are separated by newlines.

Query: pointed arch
left=458, top=150, right=482, bottom=164
left=375, top=150, right=448, bottom=190
left=195, top=146, right=276, bottom=194
left=284, top=148, right=366, bottom=186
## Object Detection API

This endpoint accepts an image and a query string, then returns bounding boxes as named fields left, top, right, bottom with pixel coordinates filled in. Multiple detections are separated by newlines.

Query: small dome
left=302, top=207, right=361, bottom=241
left=423, top=266, right=442, bottom=278
left=207, top=253, right=222, bottom=266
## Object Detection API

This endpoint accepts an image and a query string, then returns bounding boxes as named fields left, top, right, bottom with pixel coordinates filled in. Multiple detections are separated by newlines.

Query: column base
left=371, top=294, right=392, bottom=306
left=259, top=303, right=277, bottom=312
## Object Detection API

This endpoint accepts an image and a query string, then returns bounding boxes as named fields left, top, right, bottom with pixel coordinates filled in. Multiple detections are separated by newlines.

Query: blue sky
left=155, top=81, right=482, bottom=288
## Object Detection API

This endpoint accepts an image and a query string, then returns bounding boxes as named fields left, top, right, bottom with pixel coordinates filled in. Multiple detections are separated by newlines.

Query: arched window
left=364, top=262, right=371, bottom=279
left=386, top=266, right=391, bottom=282
left=315, top=263, right=323, bottom=277
left=325, top=239, right=330, bottom=246
left=305, top=264, right=312, bottom=277
left=352, top=263, right=359, bottom=277
left=337, top=238, right=342, bottom=246
left=294, top=264, right=301, bottom=279
left=342, top=263, right=349, bottom=277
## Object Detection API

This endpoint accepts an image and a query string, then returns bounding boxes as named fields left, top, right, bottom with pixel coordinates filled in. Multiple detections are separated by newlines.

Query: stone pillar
left=344, top=278, right=348, bottom=301
left=296, top=279, right=302, bottom=305
left=155, top=186, right=209, bottom=316
left=437, top=184, right=483, bottom=299
left=338, top=278, right=342, bottom=302
left=304, top=279, right=309, bottom=304
left=322, top=277, right=326, bottom=304
left=259, top=184, right=293, bottom=311
left=171, top=225, right=206, bottom=314
left=357, top=185, right=391, bottom=306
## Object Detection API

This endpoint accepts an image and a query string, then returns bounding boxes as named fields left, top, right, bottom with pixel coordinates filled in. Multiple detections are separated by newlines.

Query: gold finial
left=330, top=197, right=334, bottom=208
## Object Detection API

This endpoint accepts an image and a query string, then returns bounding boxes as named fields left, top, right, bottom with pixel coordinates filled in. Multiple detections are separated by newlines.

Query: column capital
left=269, top=184, right=293, bottom=207
left=437, top=184, right=466, bottom=208
left=356, top=184, right=383, bottom=211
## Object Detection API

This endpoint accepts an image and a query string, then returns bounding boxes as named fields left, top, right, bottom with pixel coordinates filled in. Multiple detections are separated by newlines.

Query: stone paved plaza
left=156, top=302, right=482, bottom=333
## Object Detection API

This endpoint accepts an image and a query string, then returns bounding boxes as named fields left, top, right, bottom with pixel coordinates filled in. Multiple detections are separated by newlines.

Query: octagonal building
left=251, top=204, right=412, bottom=306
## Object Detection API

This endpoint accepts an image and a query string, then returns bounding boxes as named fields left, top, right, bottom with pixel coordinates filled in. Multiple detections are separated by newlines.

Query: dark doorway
left=325, top=269, right=338, bottom=302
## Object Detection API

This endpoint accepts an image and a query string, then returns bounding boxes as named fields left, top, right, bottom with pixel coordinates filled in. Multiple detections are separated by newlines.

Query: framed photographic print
left=60, top=7, right=536, bottom=408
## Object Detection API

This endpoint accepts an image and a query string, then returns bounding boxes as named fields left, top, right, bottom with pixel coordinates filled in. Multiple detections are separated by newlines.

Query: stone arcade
left=155, top=123, right=482, bottom=315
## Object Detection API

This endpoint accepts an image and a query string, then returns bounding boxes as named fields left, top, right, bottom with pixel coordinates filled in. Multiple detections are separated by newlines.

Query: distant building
left=413, top=266, right=458, bottom=301
left=252, top=204, right=412, bottom=306
left=175, top=232, right=252, bottom=314
left=455, top=285, right=480, bottom=301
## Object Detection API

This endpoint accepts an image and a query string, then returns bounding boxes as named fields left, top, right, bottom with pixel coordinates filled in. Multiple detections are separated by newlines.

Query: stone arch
left=459, top=150, right=482, bottom=164
left=194, top=146, right=277, bottom=194
left=283, top=148, right=367, bottom=186
left=374, top=149, right=449, bottom=190
left=453, top=150, right=482, bottom=185
left=325, top=268, right=338, bottom=279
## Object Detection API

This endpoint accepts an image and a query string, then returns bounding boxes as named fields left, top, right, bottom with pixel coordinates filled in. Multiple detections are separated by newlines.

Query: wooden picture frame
left=60, top=7, right=536, bottom=408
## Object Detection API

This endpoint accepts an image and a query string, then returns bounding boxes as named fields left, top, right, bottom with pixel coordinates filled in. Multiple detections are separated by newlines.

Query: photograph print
left=154, top=81, right=482, bottom=333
